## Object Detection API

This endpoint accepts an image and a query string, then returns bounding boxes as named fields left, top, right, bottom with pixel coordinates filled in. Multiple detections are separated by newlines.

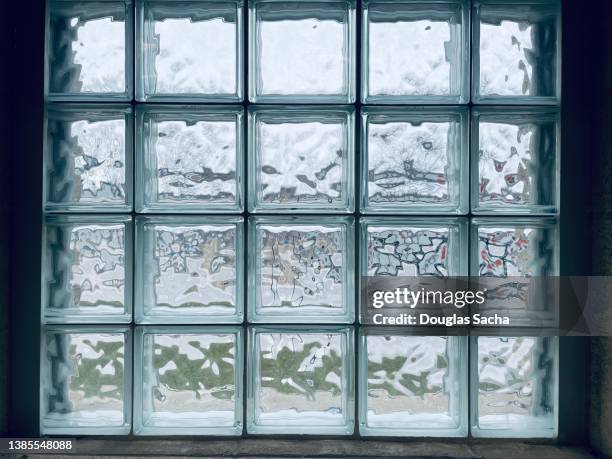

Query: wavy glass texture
left=41, top=329, right=130, bottom=434
left=474, top=220, right=557, bottom=277
left=47, top=1, right=130, bottom=98
left=137, top=108, right=242, bottom=212
left=250, top=1, right=355, bottom=102
left=43, top=217, right=131, bottom=323
left=138, top=1, right=241, bottom=100
left=134, top=329, right=242, bottom=435
left=136, top=218, right=242, bottom=323
left=249, top=218, right=354, bottom=323
left=248, top=328, right=354, bottom=434
left=474, top=109, right=558, bottom=214
left=474, top=2, right=559, bottom=103
left=360, top=335, right=466, bottom=436
left=249, top=108, right=354, bottom=212
left=45, top=106, right=131, bottom=212
left=362, top=109, right=467, bottom=214
left=363, top=1, right=467, bottom=103
left=472, top=337, right=557, bottom=437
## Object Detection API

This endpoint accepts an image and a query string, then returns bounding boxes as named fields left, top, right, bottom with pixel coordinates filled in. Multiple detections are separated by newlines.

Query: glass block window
left=42, top=0, right=561, bottom=438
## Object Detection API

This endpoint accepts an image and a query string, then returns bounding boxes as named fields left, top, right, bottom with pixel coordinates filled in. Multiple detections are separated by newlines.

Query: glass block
left=471, top=336, right=558, bottom=437
left=362, top=0, right=469, bottom=104
left=44, top=105, right=133, bottom=212
left=42, top=215, right=132, bottom=323
left=248, top=107, right=354, bottom=213
left=248, top=216, right=355, bottom=323
left=134, top=326, right=243, bottom=435
left=135, top=216, right=244, bottom=324
left=361, top=107, right=468, bottom=214
left=247, top=326, right=354, bottom=434
left=359, top=333, right=467, bottom=437
left=249, top=0, right=356, bottom=103
left=40, top=326, right=131, bottom=435
left=360, top=217, right=468, bottom=278
left=136, top=0, right=243, bottom=101
left=136, top=106, right=244, bottom=213
left=46, top=0, right=132, bottom=100
left=471, top=218, right=558, bottom=277
left=472, top=107, right=559, bottom=215
left=473, top=0, right=560, bottom=104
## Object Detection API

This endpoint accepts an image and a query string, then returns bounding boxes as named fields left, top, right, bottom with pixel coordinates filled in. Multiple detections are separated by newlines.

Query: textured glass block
left=137, top=0, right=243, bottom=101
left=249, top=0, right=356, bottom=103
left=44, top=105, right=133, bottom=212
left=361, top=107, right=468, bottom=214
left=248, top=107, right=354, bottom=213
left=471, top=218, right=558, bottom=277
left=473, top=0, right=560, bottom=104
left=362, top=0, right=469, bottom=104
left=46, top=0, right=132, bottom=100
left=248, top=217, right=355, bottom=323
left=136, top=106, right=244, bottom=213
left=471, top=336, right=558, bottom=437
left=360, top=218, right=468, bottom=279
left=42, top=215, right=132, bottom=323
left=472, top=107, right=559, bottom=214
left=359, top=333, right=467, bottom=436
left=40, top=326, right=131, bottom=434
left=134, top=327, right=243, bottom=435
left=247, top=326, right=354, bottom=434
left=135, top=216, right=244, bottom=323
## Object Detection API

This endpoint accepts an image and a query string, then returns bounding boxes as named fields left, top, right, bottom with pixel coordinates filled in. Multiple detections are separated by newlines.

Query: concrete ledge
left=15, top=439, right=596, bottom=459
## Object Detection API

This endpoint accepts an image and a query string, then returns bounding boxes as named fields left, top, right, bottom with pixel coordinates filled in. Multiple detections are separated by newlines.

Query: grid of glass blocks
left=135, top=216, right=244, bottom=323
left=359, top=332, right=468, bottom=437
left=136, top=0, right=244, bottom=102
left=42, top=0, right=562, bottom=439
left=136, top=105, right=244, bottom=213
left=134, top=327, right=243, bottom=435
left=470, top=336, right=558, bottom=437
left=44, top=104, right=133, bottom=213
left=361, top=107, right=468, bottom=214
left=362, top=0, right=469, bottom=104
left=247, top=326, right=355, bottom=434
left=40, top=326, right=132, bottom=435
left=248, top=106, right=355, bottom=213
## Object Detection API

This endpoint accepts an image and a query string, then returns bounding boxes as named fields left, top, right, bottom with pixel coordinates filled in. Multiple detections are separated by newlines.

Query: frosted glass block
left=136, top=0, right=243, bottom=101
left=248, top=107, right=354, bottom=213
left=248, top=216, right=355, bottom=323
left=249, top=0, right=356, bottom=103
left=359, top=333, right=467, bottom=437
left=42, top=215, right=132, bottom=324
left=362, top=0, right=469, bottom=104
left=46, top=0, right=132, bottom=100
left=473, top=0, right=560, bottom=104
left=44, top=105, right=133, bottom=213
left=135, top=216, right=244, bottom=324
left=361, top=107, right=468, bottom=214
left=471, top=218, right=558, bottom=277
left=471, top=336, right=558, bottom=437
left=134, top=327, right=243, bottom=435
left=136, top=106, right=244, bottom=213
left=40, top=326, right=131, bottom=435
left=360, top=218, right=468, bottom=278
left=472, top=107, right=559, bottom=215
left=247, top=326, right=354, bottom=434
